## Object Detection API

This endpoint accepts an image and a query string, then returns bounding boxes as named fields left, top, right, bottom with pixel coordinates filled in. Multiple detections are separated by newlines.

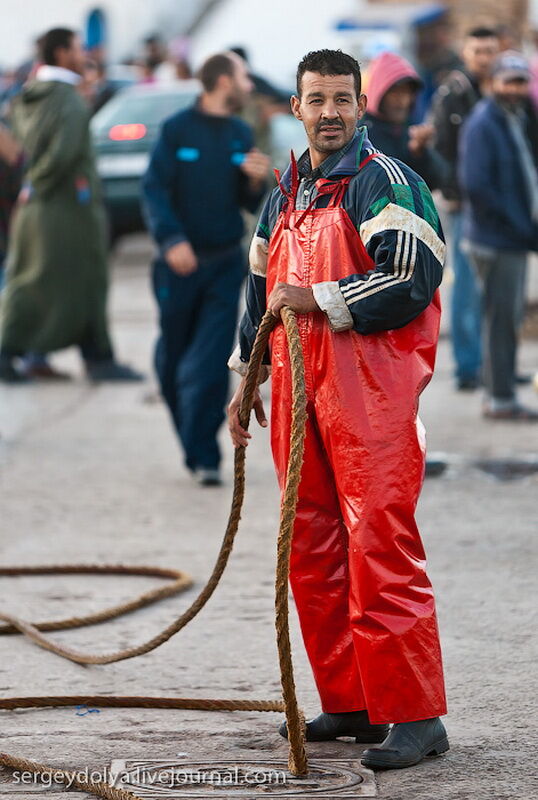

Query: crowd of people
left=362, top=26, right=538, bottom=419
left=0, top=23, right=537, bottom=428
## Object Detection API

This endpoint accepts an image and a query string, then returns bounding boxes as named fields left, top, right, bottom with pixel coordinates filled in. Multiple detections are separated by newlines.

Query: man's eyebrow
left=304, top=90, right=354, bottom=99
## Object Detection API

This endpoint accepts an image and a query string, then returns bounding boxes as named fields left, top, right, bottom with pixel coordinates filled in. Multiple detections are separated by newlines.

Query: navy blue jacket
left=142, top=102, right=266, bottom=255
left=459, top=98, right=538, bottom=252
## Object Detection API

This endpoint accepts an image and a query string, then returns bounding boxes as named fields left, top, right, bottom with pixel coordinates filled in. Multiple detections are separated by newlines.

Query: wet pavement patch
left=108, top=758, right=377, bottom=797
left=473, top=458, right=538, bottom=481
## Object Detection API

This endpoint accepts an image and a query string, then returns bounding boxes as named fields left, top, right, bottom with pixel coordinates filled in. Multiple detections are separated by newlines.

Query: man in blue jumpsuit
left=143, top=52, right=270, bottom=485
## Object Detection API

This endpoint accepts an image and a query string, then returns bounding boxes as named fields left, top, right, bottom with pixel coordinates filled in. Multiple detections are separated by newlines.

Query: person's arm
left=228, top=193, right=275, bottom=375
left=142, top=118, right=187, bottom=253
left=311, top=162, right=445, bottom=334
left=409, top=143, right=451, bottom=192
left=430, top=81, right=461, bottom=199
left=236, top=124, right=270, bottom=212
left=0, top=123, right=22, bottom=167
left=227, top=194, right=276, bottom=449
left=430, top=85, right=458, bottom=163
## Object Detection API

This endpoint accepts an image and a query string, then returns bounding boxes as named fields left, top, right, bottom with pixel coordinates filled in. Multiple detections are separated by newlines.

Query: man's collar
left=297, top=128, right=361, bottom=179
left=35, top=65, right=81, bottom=86
left=286, top=126, right=371, bottom=188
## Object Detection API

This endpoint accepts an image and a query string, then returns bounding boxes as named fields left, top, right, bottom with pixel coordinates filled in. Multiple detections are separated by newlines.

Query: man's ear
left=357, top=93, right=367, bottom=119
left=217, top=73, right=232, bottom=92
left=290, top=94, right=302, bottom=121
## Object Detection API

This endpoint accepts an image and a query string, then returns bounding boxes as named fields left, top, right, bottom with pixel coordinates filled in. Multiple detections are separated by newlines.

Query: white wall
left=530, top=0, right=538, bottom=26
left=189, top=0, right=361, bottom=88
left=2, top=0, right=88, bottom=65
left=1, top=0, right=199, bottom=68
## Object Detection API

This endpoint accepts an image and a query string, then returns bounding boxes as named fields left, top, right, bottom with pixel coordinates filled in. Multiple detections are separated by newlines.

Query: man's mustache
left=317, top=120, right=344, bottom=132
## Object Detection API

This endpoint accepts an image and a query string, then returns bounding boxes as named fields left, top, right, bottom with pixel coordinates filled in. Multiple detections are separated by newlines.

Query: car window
left=92, top=91, right=197, bottom=134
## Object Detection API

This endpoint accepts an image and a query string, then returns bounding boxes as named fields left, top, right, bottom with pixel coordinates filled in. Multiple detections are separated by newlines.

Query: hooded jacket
left=362, top=52, right=448, bottom=191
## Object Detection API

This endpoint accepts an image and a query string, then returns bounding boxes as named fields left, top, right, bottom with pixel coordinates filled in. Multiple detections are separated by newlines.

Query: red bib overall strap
left=293, top=179, right=350, bottom=228
left=274, top=151, right=300, bottom=230
left=275, top=150, right=381, bottom=230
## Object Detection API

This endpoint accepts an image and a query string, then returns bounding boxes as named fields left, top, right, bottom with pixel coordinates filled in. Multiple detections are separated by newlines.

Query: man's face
left=492, top=75, right=529, bottom=110
left=57, top=35, right=86, bottom=75
left=224, top=54, right=254, bottom=113
left=379, top=81, right=418, bottom=124
left=462, top=36, right=499, bottom=80
left=291, top=71, right=366, bottom=160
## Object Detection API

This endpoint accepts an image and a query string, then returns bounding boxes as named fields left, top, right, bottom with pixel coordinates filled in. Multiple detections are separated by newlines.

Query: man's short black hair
left=197, top=53, right=236, bottom=92
left=296, top=49, right=361, bottom=98
left=465, top=27, right=498, bottom=39
left=40, top=28, right=76, bottom=66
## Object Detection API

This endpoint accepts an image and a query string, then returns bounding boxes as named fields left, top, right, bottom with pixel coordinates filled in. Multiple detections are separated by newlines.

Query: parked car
left=91, top=80, right=199, bottom=242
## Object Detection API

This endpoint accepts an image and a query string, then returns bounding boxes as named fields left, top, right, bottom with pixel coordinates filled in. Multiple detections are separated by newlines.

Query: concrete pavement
left=0, top=235, right=537, bottom=800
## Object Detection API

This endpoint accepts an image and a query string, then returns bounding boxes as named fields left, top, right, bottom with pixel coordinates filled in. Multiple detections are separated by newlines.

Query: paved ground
left=0, top=236, right=537, bottom=800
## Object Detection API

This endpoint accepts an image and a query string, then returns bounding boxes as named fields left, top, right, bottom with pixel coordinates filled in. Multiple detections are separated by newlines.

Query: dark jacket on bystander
left=459, top=97, right=538, bottom=252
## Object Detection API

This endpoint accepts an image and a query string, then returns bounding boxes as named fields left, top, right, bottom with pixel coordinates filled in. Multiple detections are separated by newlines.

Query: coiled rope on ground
left=0, top=308, right=308, bottom=798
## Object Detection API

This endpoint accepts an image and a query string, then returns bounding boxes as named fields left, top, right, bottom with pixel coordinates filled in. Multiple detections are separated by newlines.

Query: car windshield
left=92, top=90, right=197, bottom=134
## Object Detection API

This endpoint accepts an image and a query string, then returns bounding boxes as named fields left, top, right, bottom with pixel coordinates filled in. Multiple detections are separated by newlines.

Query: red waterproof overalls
left=267, top=156, right=447, bottom=724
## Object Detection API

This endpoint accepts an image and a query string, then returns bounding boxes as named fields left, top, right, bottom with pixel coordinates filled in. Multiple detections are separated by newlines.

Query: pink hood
left=365, top=51, right=422, bottom=116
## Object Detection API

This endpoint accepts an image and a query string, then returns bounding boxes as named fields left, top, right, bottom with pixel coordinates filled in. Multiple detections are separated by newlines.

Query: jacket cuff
left=228, top=344, right=249, bottom=376
left=312, top=281, right=354, bottom=332
left=160, top=233, right=187, bottom=256
left=228, top=344, right=272, bottom=380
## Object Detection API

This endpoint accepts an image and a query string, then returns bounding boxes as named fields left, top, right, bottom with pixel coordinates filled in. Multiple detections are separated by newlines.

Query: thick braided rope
left=276, top=309, right=308, bottom=775
left=0, top=312, right=276, bottom=664
left=0, top=308, right=309, bottom=792
left=0, top=566, right=193, bottom=635
left=0, top=696, right=284, bottom=711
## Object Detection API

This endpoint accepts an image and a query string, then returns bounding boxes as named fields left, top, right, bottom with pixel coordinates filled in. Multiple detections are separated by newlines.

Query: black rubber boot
left=279, top=711, right=390, bottom=743
left=361, top=717, right=449, bottom=769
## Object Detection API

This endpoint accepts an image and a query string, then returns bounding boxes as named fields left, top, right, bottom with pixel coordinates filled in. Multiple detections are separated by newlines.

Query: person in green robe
left=0, top=28, right=142, bottom=382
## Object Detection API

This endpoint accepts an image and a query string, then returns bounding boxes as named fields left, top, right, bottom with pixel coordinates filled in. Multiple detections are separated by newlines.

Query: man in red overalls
left=228, top=49, right=448, bottom=770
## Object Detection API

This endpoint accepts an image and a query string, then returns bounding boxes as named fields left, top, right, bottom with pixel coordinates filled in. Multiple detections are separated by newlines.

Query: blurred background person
left=413, top=11, right=463, bottom=121
left=142, top=34, right=166, bottom=71
left=154, top=36, right=193, bottom=82
left=530, top=27, right=538, bottom=112
left=229, top=45, right=291, bottom=155
left=142, top=51, right=270, bottom=486
left=363, top=51, right=448, bottom=191
left=0, top=27, right=143, bottom=383
left=0, top=123, right=23, bottom=290
left=495, top=24, right=521, bottom=53
left=432, top=27, right=500, bottom=391
left=136, top=56, right=158, bottom=84
left=77, top=58, right=100, bottom=108
left=78, top=60, right=116, bottom=114
left=460, top=51, right=538, bottom=421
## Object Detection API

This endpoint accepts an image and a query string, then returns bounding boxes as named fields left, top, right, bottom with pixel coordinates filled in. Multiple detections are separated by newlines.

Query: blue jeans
left=449, top=211, right=482, bottom=381
left=152, top=246, right=245, bottom=471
